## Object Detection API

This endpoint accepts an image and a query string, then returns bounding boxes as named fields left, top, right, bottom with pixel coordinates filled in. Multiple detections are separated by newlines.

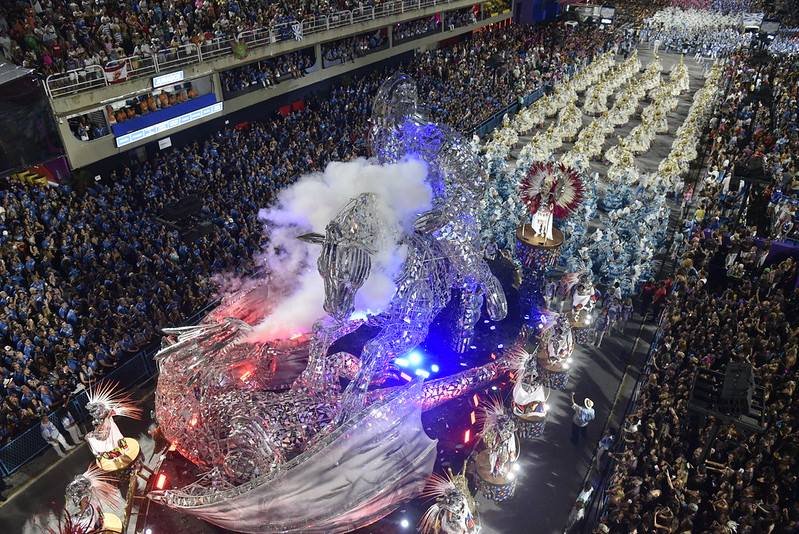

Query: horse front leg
left=336, top=311, right=434, bottom=421
left=296, top=316, right=364, bottom=390
left=451, top=281, right=484, bottom=354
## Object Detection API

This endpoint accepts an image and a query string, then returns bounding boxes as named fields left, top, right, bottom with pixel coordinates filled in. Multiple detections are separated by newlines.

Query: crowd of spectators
left=221, top=49, right=315, bottom=97
left=592, top=45, right=799, bottom=534
left=0, top=0, right=392, bottom=74
left=3, top=0, right=798, bottom=77
left=0, top=21, right=616, bottom=445
left=601, top=1, right=670, bottom=26
left=0, top=148, right=272, bottom=443
left=613, top=0, right=799, bottom=27
left=702, top=49, right=799, bottom=235
left=599, top=252, right=799, bottom=532
left=442, top=6, right=479, bottom=31
left=321, top=30, right=386, bottom=68
left=393, top=16, right=441, bottom=45
left=416, top=23, right=617, bottom=129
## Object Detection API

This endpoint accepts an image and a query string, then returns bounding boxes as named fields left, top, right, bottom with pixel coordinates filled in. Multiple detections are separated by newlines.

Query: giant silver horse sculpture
left=148, top=74, right=508, bottom=533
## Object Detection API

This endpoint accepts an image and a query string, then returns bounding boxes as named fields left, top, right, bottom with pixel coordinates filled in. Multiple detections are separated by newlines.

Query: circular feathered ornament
left=519, top=161, right=585, bottom=219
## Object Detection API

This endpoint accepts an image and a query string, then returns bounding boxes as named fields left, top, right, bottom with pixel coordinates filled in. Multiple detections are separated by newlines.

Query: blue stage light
left=414, top=369, right=430, bottom=379
left=430, top=364, right=440, bottom=373
left=394, top=357, right=409, bottom=368
left=407, top=350, right=423, bottom=366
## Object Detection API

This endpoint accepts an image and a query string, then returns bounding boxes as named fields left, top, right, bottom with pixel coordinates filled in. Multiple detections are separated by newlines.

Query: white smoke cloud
left=245, top=157, right=432, bottom=341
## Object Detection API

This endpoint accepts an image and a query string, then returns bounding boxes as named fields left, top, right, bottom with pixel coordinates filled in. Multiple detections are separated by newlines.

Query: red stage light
left=189, top=415, right=198, bottom=427
left=472, top=394, right=479, bottom=407
left=240, top=370, right=253, bottom=382
left=155, top=473, right=167, bottom=490
left=470, top=411, right=476, bottom=425
left=400, top=372, right=413, bottom=382
left=463, top=429, right=471, bottom=443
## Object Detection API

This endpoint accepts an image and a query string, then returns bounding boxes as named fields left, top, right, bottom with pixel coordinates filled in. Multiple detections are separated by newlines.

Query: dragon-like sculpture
left=148, top=74, right=509, bottom=533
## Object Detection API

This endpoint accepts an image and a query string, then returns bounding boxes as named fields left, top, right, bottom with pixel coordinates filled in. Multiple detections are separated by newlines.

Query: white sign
left=158, top=137, right=172, bottom=150
left=115, top=102, right=223, bottom=148
left=152, top=70, right=185, bottom=89
left=104, top=62, right=128, bottom=83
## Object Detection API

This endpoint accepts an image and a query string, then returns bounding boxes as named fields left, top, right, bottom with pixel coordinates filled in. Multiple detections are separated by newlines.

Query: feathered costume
left=84, top=382, right=142, bottom=457
left=520, top=162, right=584, bottom=241
left=419, top=470, right=480, bottom=534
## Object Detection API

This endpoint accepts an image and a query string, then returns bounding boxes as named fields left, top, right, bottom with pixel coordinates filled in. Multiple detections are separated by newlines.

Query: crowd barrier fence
left=471, top=62, right=580, bottom=138
left=579, top=326, right=663, bottom=532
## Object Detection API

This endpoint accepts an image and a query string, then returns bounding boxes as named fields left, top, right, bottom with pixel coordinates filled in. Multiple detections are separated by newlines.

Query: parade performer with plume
left=420, top=470, right=481, bottom=534
left=84, top=382, right=142, bottom=463
left=519, top=161, right=584, bottom=243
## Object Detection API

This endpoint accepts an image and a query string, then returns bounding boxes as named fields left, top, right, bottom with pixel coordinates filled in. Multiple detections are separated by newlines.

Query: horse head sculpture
left=297, top=193, right=383, bottom=321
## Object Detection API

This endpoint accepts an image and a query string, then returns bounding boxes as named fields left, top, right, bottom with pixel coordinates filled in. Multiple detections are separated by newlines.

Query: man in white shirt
left=570, top=394, right=595, bottom=445
left=565, top=480, right=596, bottom=532
left=61, top=412, right=83, bottom=446
left=41, top=415, right=75, bottom=458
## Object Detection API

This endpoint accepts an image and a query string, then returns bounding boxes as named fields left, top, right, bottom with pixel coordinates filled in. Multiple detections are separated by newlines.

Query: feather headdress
left=520, top=161, right=585, bottom=219
left=66, top=464, right=124, bottom=512
left=85, top=381, right=142, bottom=421
left=480, top=397, right=516, bottom=439
left=507, top=346, right=535, bottom=375
left=419, top=468, right=477, bottom=534
left=478, top=396, right=511, bottom=434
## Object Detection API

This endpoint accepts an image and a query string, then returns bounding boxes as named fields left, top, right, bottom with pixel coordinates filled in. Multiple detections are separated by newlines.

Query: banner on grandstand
left=292, top=22, right=303, bottom=41
left=742, top=12, right=765, bottom=29
left=104, top=62, right=128, bottom=84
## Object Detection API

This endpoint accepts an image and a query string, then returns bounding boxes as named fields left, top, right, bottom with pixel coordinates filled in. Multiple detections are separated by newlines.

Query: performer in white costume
left=84, top=382, right=142, bottom=461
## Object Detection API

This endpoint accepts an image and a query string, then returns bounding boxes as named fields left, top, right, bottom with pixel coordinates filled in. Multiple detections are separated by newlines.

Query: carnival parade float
left=145, top=73, right=519, bottom=533
left=127, top=51, right=713, bottom=533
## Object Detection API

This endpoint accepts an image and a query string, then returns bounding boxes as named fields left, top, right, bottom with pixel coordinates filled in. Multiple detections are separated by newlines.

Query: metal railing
left=45, top=0, right=470, bottom=99
left=0, top=352, right=155, bottom=476
left=46, top=65, right=107, bottom=97
left=471, top=87, right=546, bottom=138
left=579, top=326, right=664, bottom=533
left=0, top=299, right=219, bottom=477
